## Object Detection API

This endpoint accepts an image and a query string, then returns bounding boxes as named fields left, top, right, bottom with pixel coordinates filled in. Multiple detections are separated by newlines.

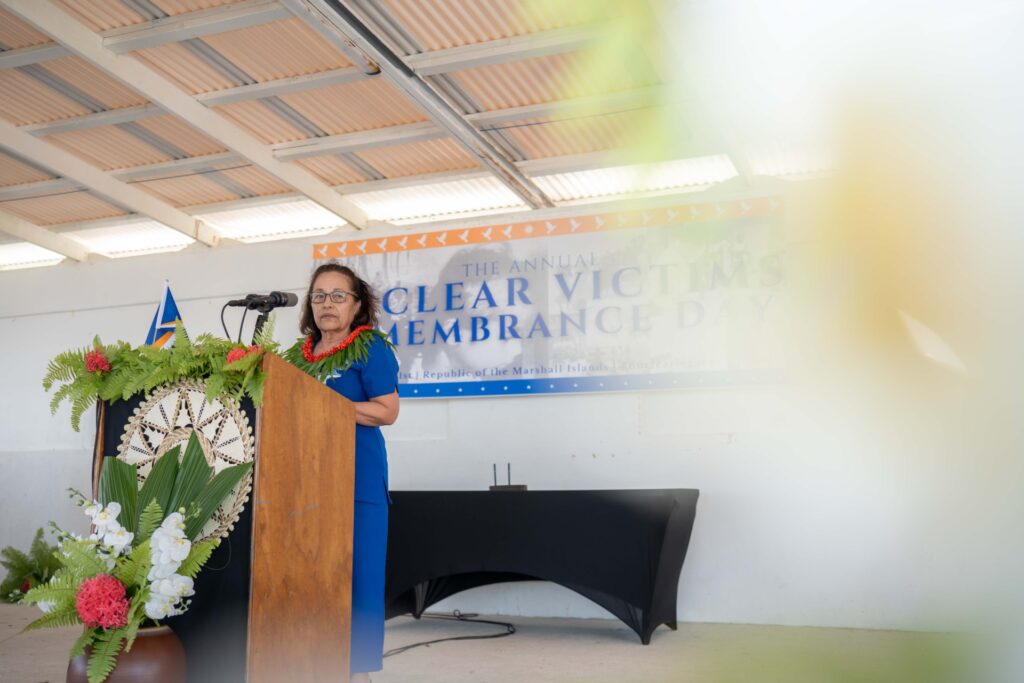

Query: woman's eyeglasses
left=310, top=290, right=357, bottom=304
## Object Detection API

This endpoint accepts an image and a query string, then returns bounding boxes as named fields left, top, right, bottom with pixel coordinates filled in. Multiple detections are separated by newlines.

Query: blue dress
left=324, top=335, right=398, bottom=673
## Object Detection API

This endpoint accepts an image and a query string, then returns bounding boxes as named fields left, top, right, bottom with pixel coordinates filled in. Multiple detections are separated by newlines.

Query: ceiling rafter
left=403, top=26, right=597, bottom=76
left=280, top=0, right=554, bottom=210
left=0, top=117, right=218, bottom=245
left=101, top=0, right=291, bottom=54
left=0, top=0, right=370, bottom=229
left=11, top=24, right=612, bottom=137
left=0, top=206, right=93, bottom=261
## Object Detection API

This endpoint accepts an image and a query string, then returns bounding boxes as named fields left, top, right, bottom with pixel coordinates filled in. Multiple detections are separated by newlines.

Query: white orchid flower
left=90, top=502, right=122, bottom=532
left=160, top=512, right=186, bottom=534
left=37, top=601, right=55, bottom=614
left=152, top=574, right=195, bottom=600
left=144, top=595, right=174, bottom=620
left=147, top=559, right=180, bottom=581
left=154, top=532, right=191, bottom=564
left=103, top=523, right=134, bottom=555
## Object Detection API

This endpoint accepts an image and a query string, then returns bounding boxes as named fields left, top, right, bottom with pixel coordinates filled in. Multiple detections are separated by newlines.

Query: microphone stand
left=251, top=302, right=275, bottom=344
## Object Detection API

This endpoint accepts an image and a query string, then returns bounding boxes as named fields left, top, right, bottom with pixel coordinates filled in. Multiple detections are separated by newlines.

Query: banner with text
left=313, top=197, right=786, bottom=398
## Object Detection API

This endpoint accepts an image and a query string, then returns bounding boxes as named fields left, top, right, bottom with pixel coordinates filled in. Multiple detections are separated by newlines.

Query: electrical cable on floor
left=384, top=610, right=516, bottom=658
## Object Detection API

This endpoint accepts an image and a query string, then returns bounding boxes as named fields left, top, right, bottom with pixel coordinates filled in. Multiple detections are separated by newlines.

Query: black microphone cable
left=383, top=610, right=516, bottom=659
left=220, top=302, right=231, bottom=339
left=237, top=308, right=248, bottom=344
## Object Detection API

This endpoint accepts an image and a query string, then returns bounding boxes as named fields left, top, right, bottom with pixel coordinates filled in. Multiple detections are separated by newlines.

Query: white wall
left=0, top=204, right=996, bottom=632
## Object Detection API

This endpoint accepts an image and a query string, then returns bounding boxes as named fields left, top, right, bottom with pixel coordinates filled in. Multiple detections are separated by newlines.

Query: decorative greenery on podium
left=20, top=433, right=252, bottom=683
left=43, top=322, right=279, bottom=430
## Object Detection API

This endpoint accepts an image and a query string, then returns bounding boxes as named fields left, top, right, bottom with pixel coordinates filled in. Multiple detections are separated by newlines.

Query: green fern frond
left=177, top=539, right=217, bottom=579
left=70, top=389, right=99, bottom=432
left=69, top=628, right=96, bottom=659
left=136, top=500, right=163, bottom=542
left=87, top=627, right=126, bottom=683
left=253, top=314, right=277, bottom=347
left=58, top=541, right=108, bottom=579
left=0, top=546, right=32, bottom=574
left=29, top=529, right=61, bottom=577
left=21, top=604, right=82, bottom=632
left=21, top=572, right=79, bottom=605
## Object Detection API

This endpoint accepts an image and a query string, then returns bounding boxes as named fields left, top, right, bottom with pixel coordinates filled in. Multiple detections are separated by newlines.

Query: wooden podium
left=93, top=354, right=355, bottom=683
left=248, top=354, right=355, bottom=683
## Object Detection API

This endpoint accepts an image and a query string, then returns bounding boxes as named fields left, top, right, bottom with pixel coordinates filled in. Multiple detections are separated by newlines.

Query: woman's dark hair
left=299, top=262, right=380, bottom=342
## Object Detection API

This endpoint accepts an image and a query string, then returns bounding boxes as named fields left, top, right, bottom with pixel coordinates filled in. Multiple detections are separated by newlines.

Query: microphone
left=226, top=291, right=298, bottom=310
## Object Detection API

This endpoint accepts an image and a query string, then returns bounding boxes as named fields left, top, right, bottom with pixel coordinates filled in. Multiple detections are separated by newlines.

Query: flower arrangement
left=19, top=432, right=252, bottom=683
left=43, top=321, right=278, bottom=430
left=1, top=529, right=61, bottom=603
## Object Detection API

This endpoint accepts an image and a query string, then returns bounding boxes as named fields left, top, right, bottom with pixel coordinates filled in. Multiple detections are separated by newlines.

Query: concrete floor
left=0, top=603, right=957, bottom=683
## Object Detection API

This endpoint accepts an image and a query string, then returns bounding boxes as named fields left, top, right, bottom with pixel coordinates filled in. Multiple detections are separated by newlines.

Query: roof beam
left=405, top=26, right=597, bottom=76
left=0, top=207, right=92, bottom=261
left=101, top=0, right=291, bottom=54
left=0, top=177, right=81, bottom=200
left=1, top=0, right=369, bottom=228
left=22, top=103, right=162, bottom=136
left=0, top=42, right=69, bottom=68
left=274, top=121, right=444, bottom=161
left=270, top=89, right=660, bottom=161
left=112, top=151, right=242, bottom=182
left=0, top=118, right=218, bottom=245
left=196, top=65, right=366, bottom=106
left=281, top=0, right=553, bottom=209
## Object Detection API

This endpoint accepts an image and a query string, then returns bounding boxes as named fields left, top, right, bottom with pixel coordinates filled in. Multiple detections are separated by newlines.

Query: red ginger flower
left=75, top=575, right=129, bottom=629
left=84, top=349, right=111, bottom=374
left=226, top=347, right=247, bottom=363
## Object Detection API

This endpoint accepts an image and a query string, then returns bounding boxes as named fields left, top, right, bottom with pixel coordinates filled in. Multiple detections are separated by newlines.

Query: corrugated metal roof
left=67, top=219, right=193, bottom=257
left=533, top=156, right=738, bottom=203
left=293, top=155, right=366, bottom=186
left=379, top=0, right=583, bottom=51
left=156, top=0, right=245, bottom=17
left=202, top=18, right=354, bottom=80
left=198, top=198, right=343, bottom=242
left=451, top=51, right=659, bottom=111
left=0, top=69, right=93, bottom=125
left=500, top=111, right=637, bottom=159
left=278, top=79, right=429, bottom=135
left=0, top=241, right=65, bottom=271
left=51, top=0, right=147, bottom=31
left=44, top=126, right=177, bottom=170
left=51, top=0, right=244, bottom=32
left=135, top=173, right=240, bottom=207
left=132, top=43, right=239, bottom=94
left=1, top=191, right=128, bottom=225
left=0, top=7, right=54, bottom=49
left=217, top=164, right=292, bottom=196
left=353, top=137, right=478, bottom=178
left=134, top=114, right=229, bottom=156
left=0, top=151, right=55, bottom=187
left=214, top=99, right=309, bottom=143
left=347, top=176, right=527, bottom=223
left=42, top=57, right=149, bottom=110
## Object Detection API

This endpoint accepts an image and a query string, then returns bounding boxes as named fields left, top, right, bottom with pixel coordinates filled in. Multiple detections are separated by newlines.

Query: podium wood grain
left=247, top=354, right=354, bottom=683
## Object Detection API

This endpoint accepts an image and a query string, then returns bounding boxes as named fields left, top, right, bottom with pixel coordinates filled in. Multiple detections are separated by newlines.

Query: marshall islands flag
left=145, top=281, right=183, bottom=348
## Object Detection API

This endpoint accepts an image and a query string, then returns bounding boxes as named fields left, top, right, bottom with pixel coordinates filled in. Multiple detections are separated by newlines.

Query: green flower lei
left=282, top=326, right=392, bottom=382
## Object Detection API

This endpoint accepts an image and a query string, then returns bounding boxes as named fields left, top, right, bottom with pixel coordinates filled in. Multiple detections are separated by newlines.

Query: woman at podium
left=297, top=262, right=400, bottom=682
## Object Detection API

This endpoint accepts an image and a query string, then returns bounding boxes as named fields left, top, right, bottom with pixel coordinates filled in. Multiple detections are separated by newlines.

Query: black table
left=385, top=489, right=699, bottom=644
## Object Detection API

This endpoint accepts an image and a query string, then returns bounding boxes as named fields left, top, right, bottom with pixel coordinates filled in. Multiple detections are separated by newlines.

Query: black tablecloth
left=385, top=489, right=699, bottom=643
